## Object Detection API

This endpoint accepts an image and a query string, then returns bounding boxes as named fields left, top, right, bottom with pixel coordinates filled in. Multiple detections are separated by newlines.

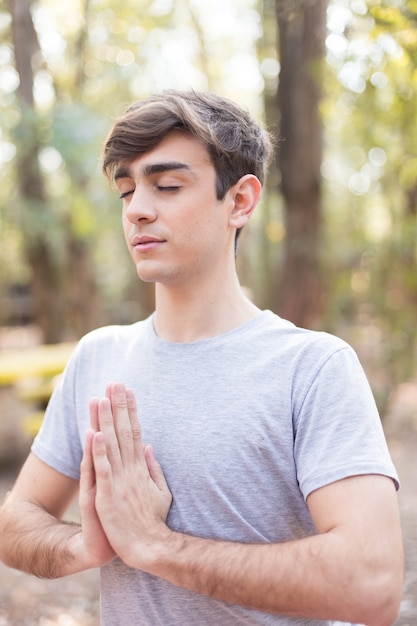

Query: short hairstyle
left=102, top=90, right=273, bottom=200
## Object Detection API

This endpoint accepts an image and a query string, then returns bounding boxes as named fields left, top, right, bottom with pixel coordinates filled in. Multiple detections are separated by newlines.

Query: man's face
left=114, top=131, right=236, bottom=288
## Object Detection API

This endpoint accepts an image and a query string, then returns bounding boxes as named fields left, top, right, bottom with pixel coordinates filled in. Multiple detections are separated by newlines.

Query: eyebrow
left=114, top=161, right=193, bottom=181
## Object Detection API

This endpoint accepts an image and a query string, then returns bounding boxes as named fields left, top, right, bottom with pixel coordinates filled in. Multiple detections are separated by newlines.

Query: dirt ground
left=0, top=411, right=416, bottom=625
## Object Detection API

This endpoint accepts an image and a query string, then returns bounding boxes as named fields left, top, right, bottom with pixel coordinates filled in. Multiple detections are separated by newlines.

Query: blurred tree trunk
left=9, top=0, right=64, bottom=343
left=9, top=0, right=101, bottom=341
left=259, top=0, right=282, bottom=308
left=64, top=0, right=104, bottom=336
left=273, top=0, right=327, bottom=327
left=66, top=236, right=101, bottom=336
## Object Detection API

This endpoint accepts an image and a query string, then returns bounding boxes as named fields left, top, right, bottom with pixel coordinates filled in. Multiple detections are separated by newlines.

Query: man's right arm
left=0, top=442, right=115, bottom=578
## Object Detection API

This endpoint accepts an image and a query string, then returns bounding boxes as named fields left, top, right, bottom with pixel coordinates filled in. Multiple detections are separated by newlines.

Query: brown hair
left=102, top=90, right=273, bottom=201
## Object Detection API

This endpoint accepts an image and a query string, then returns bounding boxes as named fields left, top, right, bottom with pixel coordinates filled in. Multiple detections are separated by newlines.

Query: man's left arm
left=87, top=383, right=404, bottom=626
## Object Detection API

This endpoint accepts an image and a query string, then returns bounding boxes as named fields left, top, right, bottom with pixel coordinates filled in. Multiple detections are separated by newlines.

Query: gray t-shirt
left=32, top=311, right=398, bottom=625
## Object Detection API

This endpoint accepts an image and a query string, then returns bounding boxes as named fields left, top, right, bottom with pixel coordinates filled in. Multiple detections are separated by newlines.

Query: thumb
left=144, top=444, right=169, bottom=492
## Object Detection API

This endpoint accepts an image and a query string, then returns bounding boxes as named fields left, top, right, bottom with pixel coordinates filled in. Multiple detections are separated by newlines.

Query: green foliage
left=320, top=0, right=417, bottom=409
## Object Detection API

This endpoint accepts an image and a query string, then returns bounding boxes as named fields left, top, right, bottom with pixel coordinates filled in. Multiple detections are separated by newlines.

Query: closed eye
left=119, top=189, right=134, bottom=199
left=156, top=185, right=180, bottom=192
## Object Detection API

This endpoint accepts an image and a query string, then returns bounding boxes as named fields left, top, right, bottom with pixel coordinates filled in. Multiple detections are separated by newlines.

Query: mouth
left=131, top=234, right=165, bottom=252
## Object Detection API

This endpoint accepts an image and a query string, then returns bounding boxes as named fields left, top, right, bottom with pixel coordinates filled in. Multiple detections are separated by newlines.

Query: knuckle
left=100, top=411, right=114, bottom=427
left=120, top=427, right=134, bottom=443
left=107, top=441, right=120, bottom=457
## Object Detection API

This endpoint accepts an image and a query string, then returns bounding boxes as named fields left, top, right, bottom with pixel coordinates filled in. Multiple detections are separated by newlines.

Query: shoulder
left=257, top=310, right=352, bottom=361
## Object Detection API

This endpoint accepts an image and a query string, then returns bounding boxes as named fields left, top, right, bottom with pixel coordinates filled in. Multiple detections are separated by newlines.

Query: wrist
left=125, top=525, right=179, bottom=574
left=66, top=526, right=112, bottom=573
left=60, top=525, right=91, bottom=575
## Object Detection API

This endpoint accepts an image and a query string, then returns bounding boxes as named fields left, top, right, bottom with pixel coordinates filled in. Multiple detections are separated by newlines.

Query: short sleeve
left=293, top=345, right=399, bottom=500
left=31, top=341, right=86, bottom=480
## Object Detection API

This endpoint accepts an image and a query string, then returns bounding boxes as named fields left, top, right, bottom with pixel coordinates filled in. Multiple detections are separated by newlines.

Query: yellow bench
left=0, top=342, right=76, bottom=435
left=0, top=342, right=76, bottom=386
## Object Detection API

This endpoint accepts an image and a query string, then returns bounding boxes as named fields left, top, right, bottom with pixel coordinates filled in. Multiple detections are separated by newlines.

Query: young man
left=0, top=91, right=403, bottom=625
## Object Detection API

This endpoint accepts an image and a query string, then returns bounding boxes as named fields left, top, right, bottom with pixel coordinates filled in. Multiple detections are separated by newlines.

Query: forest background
left=1, top=0, right=416, bottom=416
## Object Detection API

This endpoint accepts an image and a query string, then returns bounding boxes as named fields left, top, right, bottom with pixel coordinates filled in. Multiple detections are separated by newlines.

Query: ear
left=228, top=174, right=262, bottom=229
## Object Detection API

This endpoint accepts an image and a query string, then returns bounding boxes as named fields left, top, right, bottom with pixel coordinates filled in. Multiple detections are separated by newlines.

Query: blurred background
left=0, top=2, right=417, bottom=623
left=1, top=0, right=416, bottom=413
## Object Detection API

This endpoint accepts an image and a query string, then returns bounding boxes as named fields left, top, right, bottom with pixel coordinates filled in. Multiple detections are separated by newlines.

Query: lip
left=131, top=234, right=165, bottom=252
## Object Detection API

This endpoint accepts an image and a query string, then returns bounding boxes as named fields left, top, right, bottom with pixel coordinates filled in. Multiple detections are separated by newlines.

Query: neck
left=152, top=273, right=261, bottom=343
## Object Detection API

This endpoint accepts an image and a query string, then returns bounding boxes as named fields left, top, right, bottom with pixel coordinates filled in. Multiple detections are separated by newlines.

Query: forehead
left=114, top=131, right=213, bottom=181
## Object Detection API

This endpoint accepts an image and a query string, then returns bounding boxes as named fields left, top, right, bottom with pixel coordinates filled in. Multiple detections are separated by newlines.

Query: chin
left=134, top=260, right=158, bottom=282
left=135, top=264, right=174, bottom=285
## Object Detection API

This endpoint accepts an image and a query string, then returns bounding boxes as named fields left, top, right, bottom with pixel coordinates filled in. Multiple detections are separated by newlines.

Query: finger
left=125, top=388, right=143, bottom=457
left=80, top=429, right=96, bottom=493
left=144, top=444, right=170, bottom=494
left=89, top=397, right=100, bottom=432
left=97, top=396, right=123, bottom=473
left=79, top=430, right=100, bottom=524
left=91, top=430, right=114, bottom=499
left=107, top=383, right=137, bottom=466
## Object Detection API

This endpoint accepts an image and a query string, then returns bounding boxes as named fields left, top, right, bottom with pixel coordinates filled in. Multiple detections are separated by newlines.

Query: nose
left=124, top=187, right=157, bottom=224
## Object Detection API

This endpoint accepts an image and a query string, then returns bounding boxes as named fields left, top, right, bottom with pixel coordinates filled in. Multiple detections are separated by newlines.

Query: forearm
left=88, top=385, right=402, bottom=625
left=0, top=498, right=88, bottom=579
left=133, top=529, right=400, bottom=626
